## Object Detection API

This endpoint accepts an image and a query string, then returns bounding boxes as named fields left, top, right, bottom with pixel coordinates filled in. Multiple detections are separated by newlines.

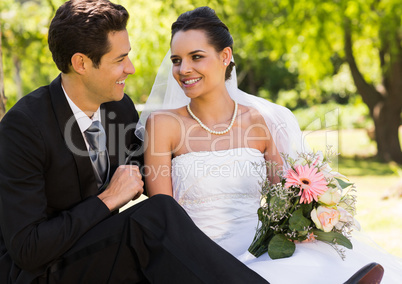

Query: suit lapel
left=100, top=103, right=123, bottom=173
left=100, top=107, right=114, bottom=163
left=49, top=75, right=98, bottom=199
left=99, top=107, right=111, bottom=188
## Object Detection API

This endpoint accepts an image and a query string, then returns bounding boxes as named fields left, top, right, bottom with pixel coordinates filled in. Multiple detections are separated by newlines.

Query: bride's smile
left=170, top=29, right=229, bottom=99
left=182, top=77, right=202, bottom=87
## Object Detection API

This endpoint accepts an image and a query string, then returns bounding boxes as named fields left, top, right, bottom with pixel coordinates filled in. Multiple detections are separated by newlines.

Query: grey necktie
left=84, top=120, right=110, bottom=189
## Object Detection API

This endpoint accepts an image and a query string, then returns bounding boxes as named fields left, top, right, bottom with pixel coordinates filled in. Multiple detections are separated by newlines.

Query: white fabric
left=135, top=50, right=309, bottom=167
left=172, top=148, right=402, bottom=284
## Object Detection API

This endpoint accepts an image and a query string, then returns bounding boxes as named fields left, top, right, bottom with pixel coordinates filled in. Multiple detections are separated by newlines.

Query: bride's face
left=170, top=29, right=227, bottom=99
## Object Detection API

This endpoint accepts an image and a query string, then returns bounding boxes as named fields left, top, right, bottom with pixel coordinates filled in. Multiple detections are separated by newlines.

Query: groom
left=0, top=0, right=268, bottom=283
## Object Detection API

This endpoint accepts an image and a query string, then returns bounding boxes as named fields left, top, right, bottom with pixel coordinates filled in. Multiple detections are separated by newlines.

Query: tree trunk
left=373, top=100, right=402, bottom=162
left=343, top=17, right=402, bottom=163
left=0, top=23, right=7, bottom=121
left=13, top=55, right=23, bottom=101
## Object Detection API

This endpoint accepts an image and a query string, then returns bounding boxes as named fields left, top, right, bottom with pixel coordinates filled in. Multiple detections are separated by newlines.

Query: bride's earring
left=224, top=62, right=227, bottom=66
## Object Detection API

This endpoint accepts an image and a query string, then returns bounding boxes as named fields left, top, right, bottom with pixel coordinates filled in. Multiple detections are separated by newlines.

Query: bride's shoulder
left=145, top=107, right=187, bottom=130
left=238, top=104, right=266, bottom=125
left=147, top=107, right=186, bottom=121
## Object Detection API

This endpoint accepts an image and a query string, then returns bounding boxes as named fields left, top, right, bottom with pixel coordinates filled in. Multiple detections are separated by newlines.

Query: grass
left=352, top=175, right=402, bottom=258
left=304, top=129, right=402, bottom=258
left=337, top=157, right=395, bottom=176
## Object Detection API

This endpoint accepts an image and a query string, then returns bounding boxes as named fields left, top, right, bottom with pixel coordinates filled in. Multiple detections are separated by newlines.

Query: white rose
left=311, top=206, right=340, bottom=232
left=318, top=187, right=341, bottom=206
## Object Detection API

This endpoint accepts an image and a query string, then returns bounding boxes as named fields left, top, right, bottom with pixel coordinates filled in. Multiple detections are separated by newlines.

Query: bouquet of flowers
left=248, top=150, right=358, bottom=260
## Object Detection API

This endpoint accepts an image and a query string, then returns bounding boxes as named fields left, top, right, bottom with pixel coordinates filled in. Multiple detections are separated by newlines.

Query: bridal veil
left=134, top=49, right=309, bottom=164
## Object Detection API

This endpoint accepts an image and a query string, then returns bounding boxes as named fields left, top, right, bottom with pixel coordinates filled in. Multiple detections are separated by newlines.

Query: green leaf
left=289, top=208, right=311, bottom=231
left=268, top=234, right=296, bottom=259
left=257, top=207, right=264, bottom=221
left=335, top=178, right=354, bottom=190
left=313, top=229, right=353, bottom=249
left=300, top=203, right=313, bottom=216
left=269, top=195, right=287, bottom=210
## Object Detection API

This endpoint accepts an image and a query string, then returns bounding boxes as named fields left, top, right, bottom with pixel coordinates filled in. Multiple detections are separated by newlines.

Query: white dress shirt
left=62, top=84, right=101, bottom=151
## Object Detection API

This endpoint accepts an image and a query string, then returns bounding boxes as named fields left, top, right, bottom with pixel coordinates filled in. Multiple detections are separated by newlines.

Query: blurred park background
left=0, top=0, right=401, bottom=258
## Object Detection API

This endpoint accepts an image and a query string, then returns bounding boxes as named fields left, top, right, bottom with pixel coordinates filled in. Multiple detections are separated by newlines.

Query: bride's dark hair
left=171, top=6, right=235, bottom=81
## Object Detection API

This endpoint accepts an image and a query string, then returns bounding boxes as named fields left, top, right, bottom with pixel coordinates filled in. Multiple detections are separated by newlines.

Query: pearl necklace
left=187, top=101, right=238, bottom=135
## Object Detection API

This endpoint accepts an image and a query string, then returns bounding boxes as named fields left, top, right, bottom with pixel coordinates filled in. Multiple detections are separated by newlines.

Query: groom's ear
left=71, top=53, right=89, bottom=75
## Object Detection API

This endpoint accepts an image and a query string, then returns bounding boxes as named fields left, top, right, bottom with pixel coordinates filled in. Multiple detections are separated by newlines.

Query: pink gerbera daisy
left=284, top=164, right=328, bottom=204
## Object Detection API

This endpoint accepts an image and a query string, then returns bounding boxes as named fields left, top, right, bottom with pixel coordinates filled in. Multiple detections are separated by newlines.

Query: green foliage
left=120, top=0, right=174, bottom=103
left=1, top=0, right=58, bottom=100
left=267, top=234, right=295, bottom=259
left=5, top=94, right=17, bottom=110
left=313, top=229, right=353, bottom=250
left=289, top=208, right=311, bottom=232
left=1, top=0, right=401, bottom=122
left=335, top=177, right=354, bottom=190
left=293, top=100, right=372, bottom=131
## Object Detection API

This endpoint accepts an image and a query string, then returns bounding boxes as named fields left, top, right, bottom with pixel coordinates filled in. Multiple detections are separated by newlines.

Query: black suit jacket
left=0, top=75, right=142, bottom=283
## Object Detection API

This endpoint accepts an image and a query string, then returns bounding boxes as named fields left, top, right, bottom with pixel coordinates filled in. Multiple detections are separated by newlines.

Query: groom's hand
left=98, top=165, right=144, bottom=211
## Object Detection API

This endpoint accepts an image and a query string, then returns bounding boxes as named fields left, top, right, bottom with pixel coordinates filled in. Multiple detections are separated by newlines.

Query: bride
left=135, top=6, right=402, bottom=283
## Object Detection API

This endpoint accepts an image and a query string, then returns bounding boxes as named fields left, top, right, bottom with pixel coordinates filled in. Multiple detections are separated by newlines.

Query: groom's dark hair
left=171, top=6, right=235, bottom=80
left=48, top=0, right=129, bottom=73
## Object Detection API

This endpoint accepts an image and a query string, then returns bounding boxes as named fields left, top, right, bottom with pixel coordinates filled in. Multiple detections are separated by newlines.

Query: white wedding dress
left=171, top=147, right=402, bottom=284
